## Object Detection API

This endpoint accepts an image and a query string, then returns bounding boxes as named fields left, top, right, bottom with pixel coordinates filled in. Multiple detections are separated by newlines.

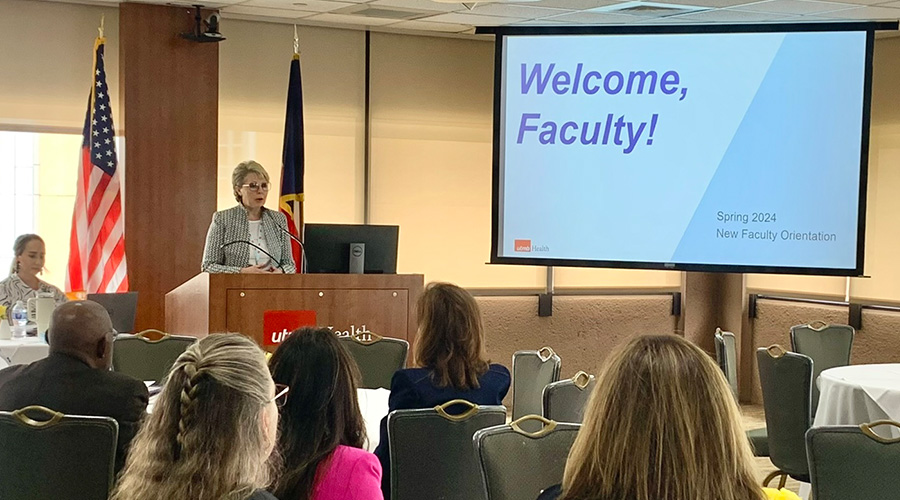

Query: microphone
left=264, top=207, right=307, bottom=274
left=221, top=240, right=285, bottom=273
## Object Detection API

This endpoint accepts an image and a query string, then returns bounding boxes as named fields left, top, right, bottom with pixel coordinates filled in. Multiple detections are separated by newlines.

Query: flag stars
left=102, top=127, right=109, bottom=133
left=92, top=119, right=98, bottom=126
left=96, top=80, right=103, bottom=88
left=96, top=153, right=102, bottom=160
left=106, top=150, right=113, bottom=157
left=99, top=104, right=106, bottom=110
left=101, top=116, right=108, bottom=122
left=107, top=161, right=114, bottom=167
left=98, top=93, right=105, bottom=99
left=93, top=131, right=99, bottom=137
left=104, top=139, right=110, bottom=144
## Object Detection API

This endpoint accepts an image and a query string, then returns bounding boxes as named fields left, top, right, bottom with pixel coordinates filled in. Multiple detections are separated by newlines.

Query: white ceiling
left=44, top=0, right=900, bottom=36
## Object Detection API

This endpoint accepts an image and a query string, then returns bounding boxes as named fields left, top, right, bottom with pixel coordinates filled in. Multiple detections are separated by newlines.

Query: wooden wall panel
left=120, top=3, right=218, bottom=330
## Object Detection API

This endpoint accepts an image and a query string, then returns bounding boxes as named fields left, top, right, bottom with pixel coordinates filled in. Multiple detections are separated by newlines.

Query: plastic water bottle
left=11, top=300, right=27, bottom=339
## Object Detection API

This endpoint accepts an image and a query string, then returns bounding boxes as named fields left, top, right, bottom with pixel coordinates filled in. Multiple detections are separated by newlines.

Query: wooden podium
left=165, top=273, right=424, bottom=351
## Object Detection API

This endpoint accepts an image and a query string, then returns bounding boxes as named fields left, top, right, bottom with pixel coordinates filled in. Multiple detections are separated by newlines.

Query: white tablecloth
left=813, top=363, right=900, bottom=438
left=0, top=338, right=50, bottom=366
left=147, top=386, right=391, bottom=452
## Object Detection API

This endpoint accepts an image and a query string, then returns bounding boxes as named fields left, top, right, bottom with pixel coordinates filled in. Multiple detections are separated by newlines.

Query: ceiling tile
left=383, top=19, right=472, bottom=31
left=669, top=7, right=797, bottom=18
left=816, top=4, right=900, bottom=14
left=653, top=0, right=764, bottom=8
left=221, top=5, right=316, bottom=18
left=539, top=9, right=642, bottom=21
left=237, top=0, right=358, bottom=13
left=735, top=0, right=858, bottom=14
left=304, top=11, right=403, bottom=24
left=465, top=3, right=570, bottom=18
left=879, top=0, right=900, bottom=6
left=418, top=11, right=527, bottom=23
left=369, top=0, right=461, bottom=12
left=528, top=0, right=622, bottom=9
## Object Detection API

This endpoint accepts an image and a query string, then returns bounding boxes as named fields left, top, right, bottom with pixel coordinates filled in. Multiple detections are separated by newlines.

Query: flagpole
left=293, top=24, right=300, bottom=59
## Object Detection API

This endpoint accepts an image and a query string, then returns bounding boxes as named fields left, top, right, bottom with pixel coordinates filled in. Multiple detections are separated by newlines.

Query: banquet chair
left=338, top=331, right=408, bottom=389
left=790, top=321, right=854, bottom=414
left=542, top=370, right=595, bottom=423
left=475, top=415, right=580, bottom=500
left=807, top=420, right=900, bottom=500
left=0, top=355, right=8, bottom=369
left=388, top=400, right=506, bottom=500
left=512, top=347, right=561, bottom=431
left=715, top=328, right=768, bottom=456
left=0, top=405, right=118, bottom=500
left=112, top=329, right=197, bottom=383
left=757, top=345, right=813, bottom=488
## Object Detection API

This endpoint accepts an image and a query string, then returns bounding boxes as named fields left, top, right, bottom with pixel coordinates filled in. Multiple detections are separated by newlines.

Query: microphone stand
left=274, top=224, right=308, bottom=274
left=221, top=240, right=285, bottom=273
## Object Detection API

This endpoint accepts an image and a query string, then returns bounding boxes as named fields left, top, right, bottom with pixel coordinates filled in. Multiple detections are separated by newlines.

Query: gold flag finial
left=98, top=14, right=105, bottom=38
left=293, top=24, right=300, bottom=57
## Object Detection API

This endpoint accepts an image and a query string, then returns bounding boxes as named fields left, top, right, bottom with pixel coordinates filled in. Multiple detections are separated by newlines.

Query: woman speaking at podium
left=201, top=161, right=296, bottom=274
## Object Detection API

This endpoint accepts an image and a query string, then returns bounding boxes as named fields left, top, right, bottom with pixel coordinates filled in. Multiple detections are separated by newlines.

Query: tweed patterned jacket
left=201, top=205, right=297, bottom=274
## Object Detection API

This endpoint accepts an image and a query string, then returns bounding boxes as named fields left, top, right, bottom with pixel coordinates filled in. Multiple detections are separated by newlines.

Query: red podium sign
left=262, top=310, right=317, bottom=346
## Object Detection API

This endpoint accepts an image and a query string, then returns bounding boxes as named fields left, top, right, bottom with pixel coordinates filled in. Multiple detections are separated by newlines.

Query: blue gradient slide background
left=498, top=31, right=866, bottom=269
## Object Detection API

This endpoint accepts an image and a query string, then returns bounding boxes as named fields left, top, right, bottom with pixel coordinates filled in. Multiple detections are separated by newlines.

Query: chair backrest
left=87, top=292, right=139, bottom=334
left=542, top=371, right=595, bottom=423
left=0, top=406, right=118, bottom=500
left=512, top=347, right=561, bottom=422
left=714, top=328, right=739, bottom=400
left=756, top=345, right=813, bottom=480
left=112, top=330, right=197, bottom=383
left=388, top=400, right=507, bottom=500
left=807, top=421, right=900, bottom=500
left=338, top=332, right=408, bottom=389
left=0, top=355, right=9, bottom=369
left=475, top=415, right=581, bottom=500
left=790, top=321, right=854, bottom=412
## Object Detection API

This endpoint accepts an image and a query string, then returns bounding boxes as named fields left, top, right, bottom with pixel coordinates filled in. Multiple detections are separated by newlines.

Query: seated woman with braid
left=111, top=334, right=284, bottom=500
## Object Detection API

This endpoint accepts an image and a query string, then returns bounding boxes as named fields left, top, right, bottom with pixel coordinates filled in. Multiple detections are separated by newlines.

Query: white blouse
left=247, top=220, right=271, bottom=267
left=0, top=273, right=68, bottom=309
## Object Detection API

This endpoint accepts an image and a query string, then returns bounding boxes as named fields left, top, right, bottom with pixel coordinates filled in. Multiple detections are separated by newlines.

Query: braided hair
left=112, top=334, right=280, bottom=500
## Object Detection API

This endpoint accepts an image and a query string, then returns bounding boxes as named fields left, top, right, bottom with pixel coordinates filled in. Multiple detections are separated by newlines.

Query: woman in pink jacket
left=269, top=327, right=383, bottom=500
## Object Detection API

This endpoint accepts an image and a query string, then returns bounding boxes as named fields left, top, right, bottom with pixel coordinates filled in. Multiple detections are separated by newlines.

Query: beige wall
left=0, top=0, right=120, bottom=132
left=218, top=21, right=366, bottom=224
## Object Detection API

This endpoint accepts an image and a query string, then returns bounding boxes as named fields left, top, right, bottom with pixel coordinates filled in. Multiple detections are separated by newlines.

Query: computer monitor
left=304, top=224, right=399, bottom=274
left=87, top=292, right=139, bottom=334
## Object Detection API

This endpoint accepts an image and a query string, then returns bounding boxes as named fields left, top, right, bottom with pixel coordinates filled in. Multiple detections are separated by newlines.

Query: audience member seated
left=374, top=282, right=511, bottom=499
left=269, top=327, right=383, bottom=500
left=0, top=300, right=148, bottom=473
left=111, top=334, right=281, bottom=500
left=0, top=233, right=68, bottom=308
left=544, top=335, right=799, bottom=500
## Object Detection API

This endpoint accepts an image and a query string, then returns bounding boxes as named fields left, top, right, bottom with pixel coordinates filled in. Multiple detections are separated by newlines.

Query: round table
left=813, top=363, right=900, bottom=438
left=0, top=337, right=50, bottom=366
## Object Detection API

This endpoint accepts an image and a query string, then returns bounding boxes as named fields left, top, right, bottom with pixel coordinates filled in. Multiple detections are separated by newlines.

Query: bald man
left=0, top=300, right=148, bottom=473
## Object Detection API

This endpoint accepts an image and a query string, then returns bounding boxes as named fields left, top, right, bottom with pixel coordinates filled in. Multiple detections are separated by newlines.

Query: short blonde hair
left=232, top=161, right=270, bottom=204
left=561, top=335, right=765, bottom=500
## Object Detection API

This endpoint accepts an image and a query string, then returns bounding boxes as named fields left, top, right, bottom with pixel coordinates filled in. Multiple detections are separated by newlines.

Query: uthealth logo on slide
left=515, top=239, right=549, bottom=252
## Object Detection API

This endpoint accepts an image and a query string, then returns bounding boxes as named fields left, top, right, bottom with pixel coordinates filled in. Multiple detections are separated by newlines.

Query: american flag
left=66, top=37, right=128, bottom=294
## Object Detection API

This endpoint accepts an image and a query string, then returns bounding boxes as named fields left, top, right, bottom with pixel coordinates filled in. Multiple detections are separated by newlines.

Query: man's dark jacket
left=0, top=352, right=149, bottom=473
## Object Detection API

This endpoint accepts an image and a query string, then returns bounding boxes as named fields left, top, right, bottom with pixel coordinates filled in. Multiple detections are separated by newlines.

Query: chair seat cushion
left=747, top=427, right=769, bottom=457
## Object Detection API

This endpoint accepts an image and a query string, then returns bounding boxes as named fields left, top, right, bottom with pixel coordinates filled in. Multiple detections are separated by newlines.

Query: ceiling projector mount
left=181, top=5, right=225, bottom=43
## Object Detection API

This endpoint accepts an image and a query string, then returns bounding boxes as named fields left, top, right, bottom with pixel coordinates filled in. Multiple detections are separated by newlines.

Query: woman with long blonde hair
left=112, top=334, right=283, bottom=500
left=551, top=335, right=798, bottom=500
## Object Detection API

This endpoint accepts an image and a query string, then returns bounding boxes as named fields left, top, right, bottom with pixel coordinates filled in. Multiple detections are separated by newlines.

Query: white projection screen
left=483, top=23, right=896, bottom=276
